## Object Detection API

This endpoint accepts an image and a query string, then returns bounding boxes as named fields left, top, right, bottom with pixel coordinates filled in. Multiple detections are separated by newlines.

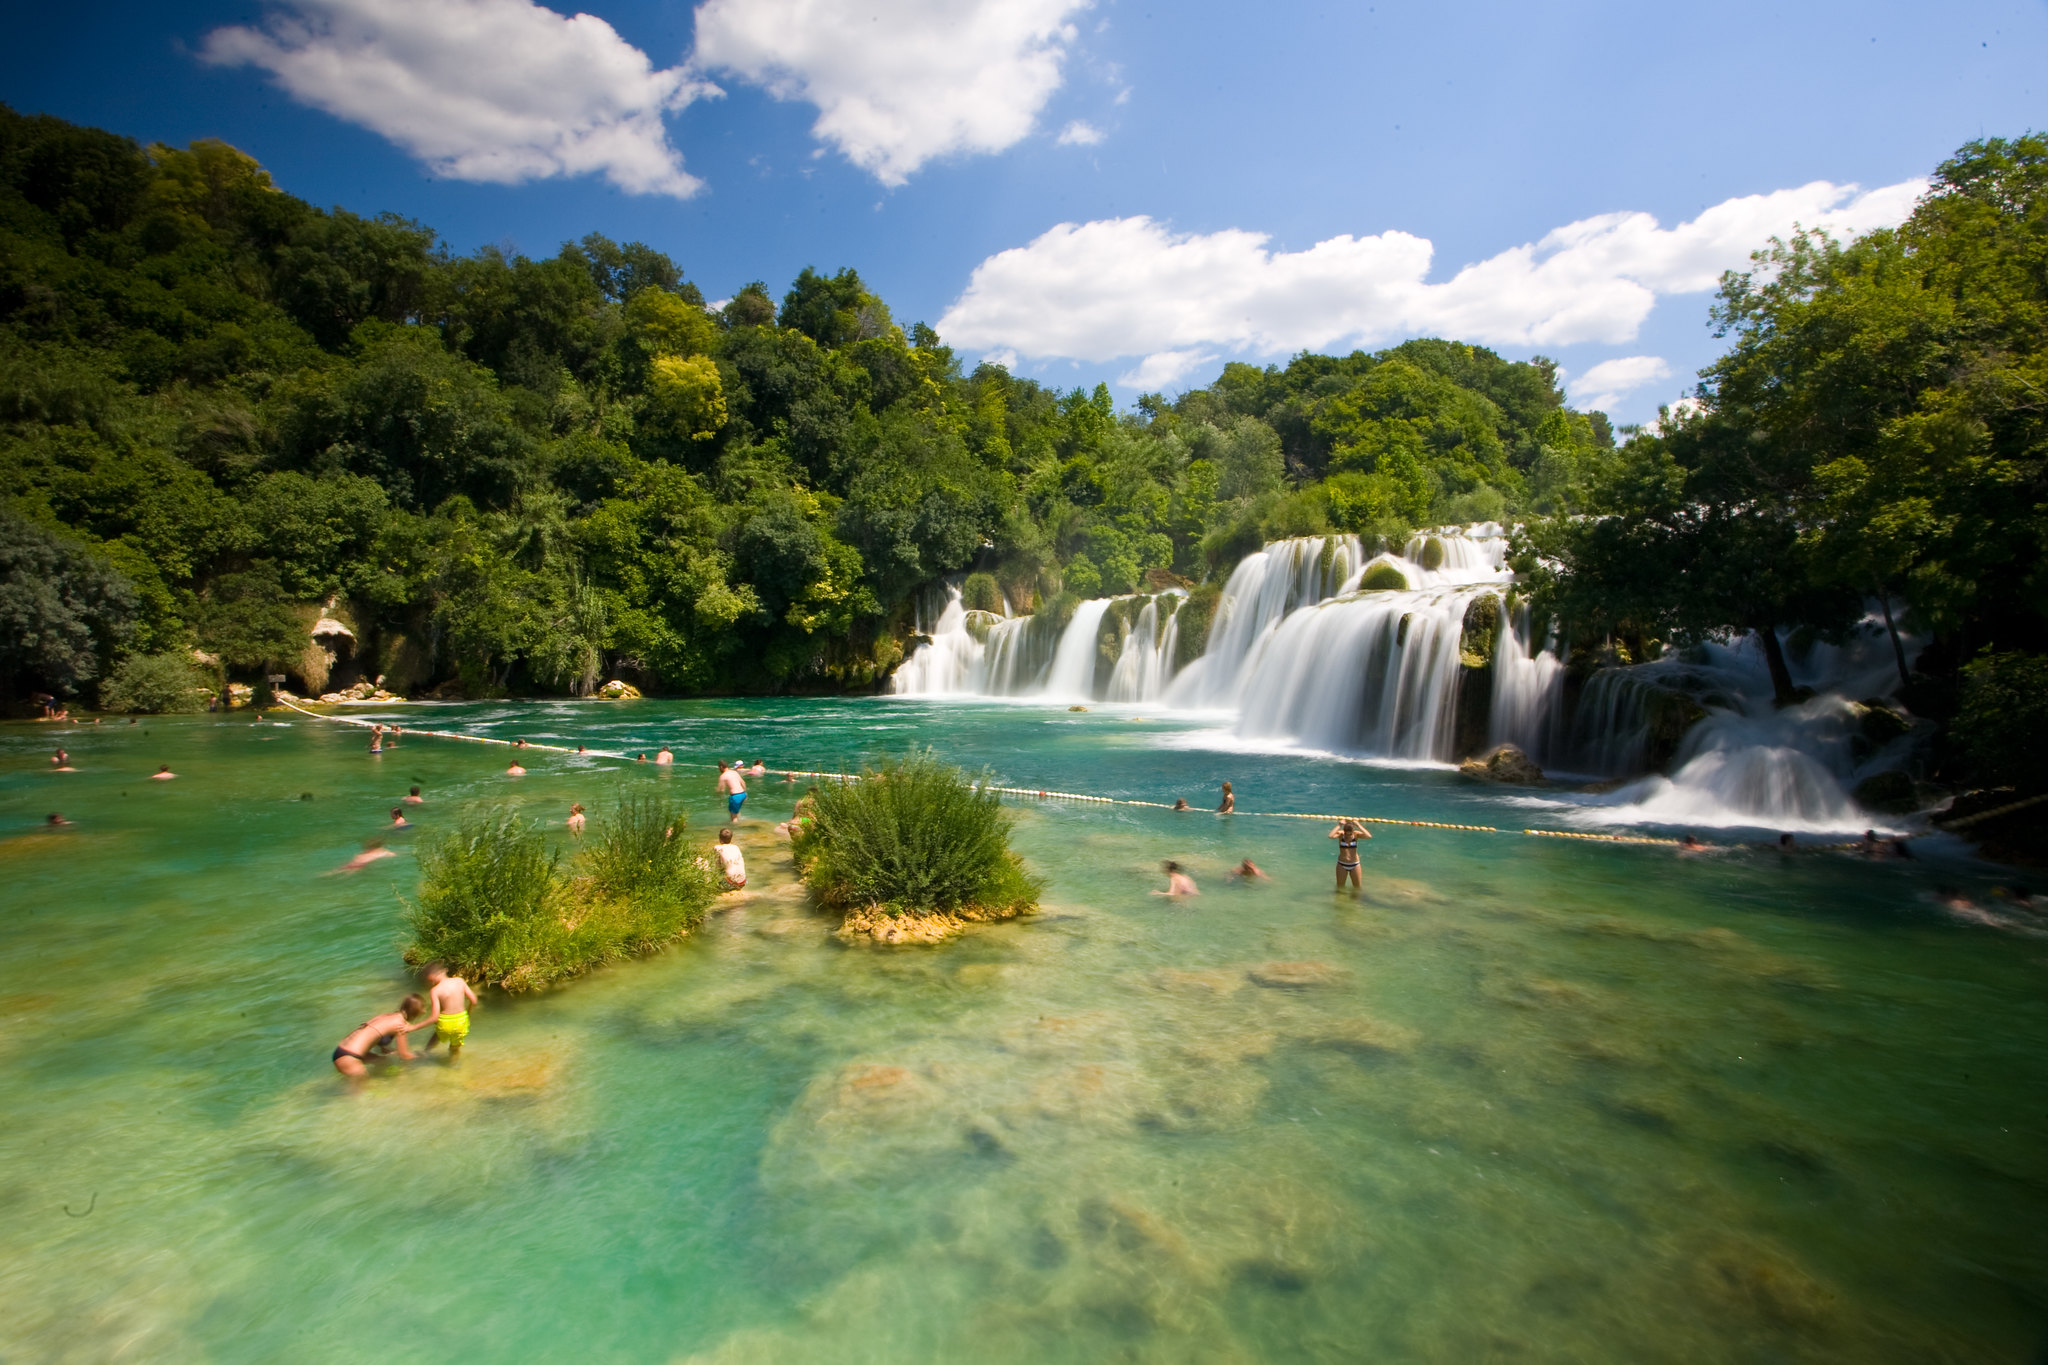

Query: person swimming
left=568, top=803, right=587, bottom=836
left=1172, top=798, right=1189, bottom=811
left=1230, top=858, right=1268, bottom=881
left=748, top=760, right=766, bottom=778
left=404, top=786, right=424, bottom=804
left=655, top=747, right=674, bottom=765
left=1330, top=819, right=1369, bottom=890
left=333, top=840, right=397, bottom=874
left=506, top=761, right=526, bottom=776
left=389, top=807, right=411, bottom=829
left=1679, top=834, right=1708, bottom=853
left=1156, top=861, right=1199, bottom=897
left=151, top=764, right=175, bottom=780
left=331, top=995, right=426, bottom=1076
left=46, top=812, right=71, bottom=827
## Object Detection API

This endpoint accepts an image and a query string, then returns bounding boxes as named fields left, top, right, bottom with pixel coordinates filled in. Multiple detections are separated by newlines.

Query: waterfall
left=1491, top=604, right=1567, bottom=762
left=1041, top=599, right=1114, bottom=700
left=891, top=585, right=981, bottom=695
left=1172, top=536, right=1367, bottom=707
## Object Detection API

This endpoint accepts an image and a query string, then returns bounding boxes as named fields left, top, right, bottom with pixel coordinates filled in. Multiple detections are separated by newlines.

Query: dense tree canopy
left=1518, top=134, right=2046, bottom=732
left=1, top=104, right=1607, bottom=704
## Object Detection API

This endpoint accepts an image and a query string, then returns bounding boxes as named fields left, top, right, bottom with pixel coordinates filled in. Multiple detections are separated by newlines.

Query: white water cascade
left=888, top=532, right=1920, bottom=834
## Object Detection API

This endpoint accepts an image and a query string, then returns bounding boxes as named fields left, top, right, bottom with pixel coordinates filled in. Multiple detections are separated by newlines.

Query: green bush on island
left=406, top=799, right=718, bottom=991
left=98, top=652, right=209, bottom=713
left=791, top=750, right=1039, bottom=941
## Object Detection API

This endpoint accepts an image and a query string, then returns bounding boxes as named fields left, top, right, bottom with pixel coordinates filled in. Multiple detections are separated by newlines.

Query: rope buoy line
left=1935, top=790, right=2048, bottom=832
left=276, top=697, right=1690, bottom=846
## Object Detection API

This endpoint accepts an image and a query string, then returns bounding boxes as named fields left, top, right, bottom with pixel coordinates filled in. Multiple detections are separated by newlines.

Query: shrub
left=1955, top=650, right=2048, bottom=788
left=99, top=652, right=209, bottom=712
left=404, top=799, right=717, bottom=991
left=792, top=750, right=1039, bottom=921
left=961, top=571, right=1002, bottom=614
left=1359, top=561, right=1409, bottom=592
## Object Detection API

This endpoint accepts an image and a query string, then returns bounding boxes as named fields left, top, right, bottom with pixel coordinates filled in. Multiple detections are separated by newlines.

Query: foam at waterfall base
left=1144, top=724, right=1458, bottom=770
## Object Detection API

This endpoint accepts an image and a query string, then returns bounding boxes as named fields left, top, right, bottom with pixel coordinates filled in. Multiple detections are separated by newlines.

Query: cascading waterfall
left=1490, top=603, right=1567, bottom=762
left=888, top=529, right=1916, bottom=833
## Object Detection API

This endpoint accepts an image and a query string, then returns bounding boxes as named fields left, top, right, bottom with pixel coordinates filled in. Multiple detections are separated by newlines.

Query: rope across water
left=278, top=696, right=1695, bottom=847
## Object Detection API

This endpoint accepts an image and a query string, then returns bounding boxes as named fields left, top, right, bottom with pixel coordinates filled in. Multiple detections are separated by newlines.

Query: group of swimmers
left=1155, top=817, right=1373, bottom=897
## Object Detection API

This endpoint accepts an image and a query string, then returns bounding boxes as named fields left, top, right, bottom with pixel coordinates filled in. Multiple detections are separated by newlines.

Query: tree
left=0, top=507, right=136, bottom=697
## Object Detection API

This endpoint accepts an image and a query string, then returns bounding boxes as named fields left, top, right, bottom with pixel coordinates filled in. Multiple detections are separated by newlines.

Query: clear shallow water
left=2, top=699, right=2044, bottom=1364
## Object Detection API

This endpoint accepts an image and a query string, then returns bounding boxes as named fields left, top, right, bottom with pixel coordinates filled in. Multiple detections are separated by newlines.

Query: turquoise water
left=2, top=699, right=2044, bottom=1363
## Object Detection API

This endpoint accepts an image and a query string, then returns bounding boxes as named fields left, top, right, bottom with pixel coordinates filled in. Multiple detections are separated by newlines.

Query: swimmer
left=1172, top=798, right=1189, bottom=811
left=369, top=724, right=384, bottom=753
left=49, top=748, right=67, bottom=767
left=1777, top=833, right=1796, bottom=851
left=577, top=745, right=586, bottom=754
left=1156, top=861, right=1199, bottom=897
left=151, top=764, right=175, bottom=781
left=1217, top=782, right=1235, bottom=814
left=636, top=753, right=647, bottom=763
left=46, top=812, right=71, bottom=827
left=419, top=963, right=478, bottom=1058
left=717, top=760, right=747, bottom=821
left=715, top=827, right=747, bottom=889
left=656, top=747, right=674, bottom=765
left=1330, top=819, right=1369, bottom=890
left=389, top=807, right=412, bottom=829
left=568, top=803, right=586, bottom=836
left=332, top=840, right=397, bottom=874
left=1229, top=858, right=1268, bottom=881
left=748, top=760, right=766, bottom=779
left=506, top=761, right=526, bottom=777
left=1860, top=829, right=1884, bottom=858
left=404, top=786, right=424, bottom=804
left=331, top=995, right=426, bottom=1076
left=515, top=738, right=528, bottom=749
left=776, top=787, right=819, bottom=838
left=127, top=717, right=138, bottom=725
left=1679, top=834, right=1708, bottom=854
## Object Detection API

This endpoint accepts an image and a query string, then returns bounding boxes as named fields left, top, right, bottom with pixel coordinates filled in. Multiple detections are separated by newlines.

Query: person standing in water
left=717, top=760, right=748, bottom=821
left=567, top=803, right=587, bottom=836
left=1217, top=782, right=1235, bottom=814
left=1157, top=862, right=1199, bottom=897
left=714, top=827, right=747, bottom=889
left=1329, top=818, right=1369, bottom=892
left=404, top=786, right=424, bottom=805
left=656, top=747, right=674, bottom=765
left=419, top=963, right=478, bottom=1059
left=331, top=995, right=425, bottom=1076
left=151, top=764, right=175, bottom=781
left=369, top=724, right=384, bottom=754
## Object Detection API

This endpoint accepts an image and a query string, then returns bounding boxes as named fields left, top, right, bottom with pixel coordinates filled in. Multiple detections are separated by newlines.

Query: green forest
left=1, top=106, right=2043, bottom=781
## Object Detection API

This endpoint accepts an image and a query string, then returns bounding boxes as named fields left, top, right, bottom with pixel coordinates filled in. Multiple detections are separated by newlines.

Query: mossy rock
left=1419, top=537, right=1446, bottom=571
left=1852, top=769, right=1918, bottom=814
left=1360, top=561, right=1409, bottom=592
left=596, top=679, right=642, bottom=699
left=1460, top=594, right=1501, bottom=668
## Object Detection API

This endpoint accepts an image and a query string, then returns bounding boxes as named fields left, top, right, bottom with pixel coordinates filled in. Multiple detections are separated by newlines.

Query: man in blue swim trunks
left=717, top=759, right=748, bottom=821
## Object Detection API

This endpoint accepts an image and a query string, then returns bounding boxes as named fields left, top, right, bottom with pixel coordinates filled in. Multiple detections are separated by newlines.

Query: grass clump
left=406, top=797, right=719, bottom=991
left=791, top=749, right=1039, bottom=942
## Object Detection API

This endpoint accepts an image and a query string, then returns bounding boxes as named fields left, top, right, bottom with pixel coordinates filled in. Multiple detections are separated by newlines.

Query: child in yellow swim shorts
left=421, top=962, right=479, bottom=1057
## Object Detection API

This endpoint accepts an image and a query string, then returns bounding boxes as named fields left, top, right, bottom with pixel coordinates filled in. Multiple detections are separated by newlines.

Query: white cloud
left=203, top=0, right=715, bottom=195
left=1056, top=119, right=1104, bottom=146
left=938, top=179, right=1928, bottom=382
left=1118, top=348, right=1215, bottom=389
left=981, top=348, right=1020, bottom=372
left=691, top=0, right=1089, bottom=187
left=1568, top=355, right=1673, bottom=413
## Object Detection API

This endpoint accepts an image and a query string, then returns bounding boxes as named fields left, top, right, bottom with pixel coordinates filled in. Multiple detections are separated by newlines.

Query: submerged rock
left=1459, top=743, right=1545, bottom=785
left=1851, top=769, right=1918, bottom=814
left=1248, top=961, right=1347, bottom=989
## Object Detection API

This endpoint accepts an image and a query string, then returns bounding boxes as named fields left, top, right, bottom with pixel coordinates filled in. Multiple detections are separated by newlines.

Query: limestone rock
left=596, top=679, right=642, bottom=699
left=1247, top=960, right=1347, bottom=989
left=1851, top=769, right=1918, bottom=815
left=1459, top=743, right=1545, bottom=785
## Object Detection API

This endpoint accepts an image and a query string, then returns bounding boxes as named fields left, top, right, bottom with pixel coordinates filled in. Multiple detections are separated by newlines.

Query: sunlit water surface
left=2, top=699, right=2044, bottom=1363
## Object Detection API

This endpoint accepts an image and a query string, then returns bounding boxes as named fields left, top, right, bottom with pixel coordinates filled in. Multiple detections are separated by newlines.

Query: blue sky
left=4, top=0, right=2042, bottom=422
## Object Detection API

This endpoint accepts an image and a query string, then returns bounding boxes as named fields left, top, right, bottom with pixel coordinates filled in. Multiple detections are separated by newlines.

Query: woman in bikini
left=331, top=995, right=426, bottom=1076
left=1329, top=818, right=1370, bottom=891
left=1217, top=782, right=1235, bottom=814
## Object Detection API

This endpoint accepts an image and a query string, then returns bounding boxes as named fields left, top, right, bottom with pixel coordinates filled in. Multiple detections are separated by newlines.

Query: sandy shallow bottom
left=1, top=698, right=2043, bottom=1363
